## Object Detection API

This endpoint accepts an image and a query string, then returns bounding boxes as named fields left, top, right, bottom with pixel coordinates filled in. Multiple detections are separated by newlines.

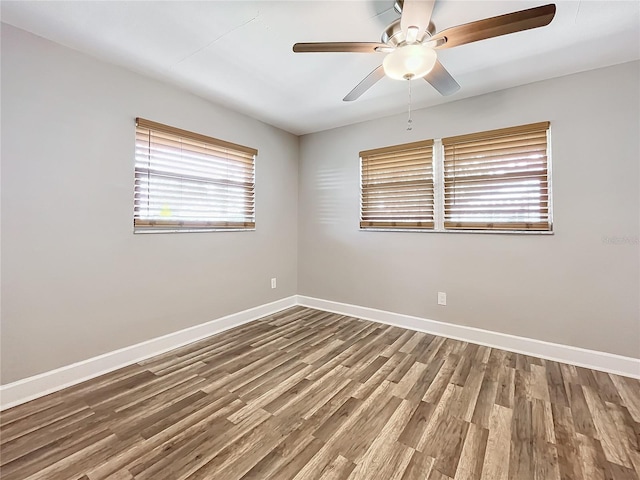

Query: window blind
left=442, top=122, right=551, bottom=231
left=134, top=118, right=257, bottom=232
left=360, top=140, right=434, bottom=229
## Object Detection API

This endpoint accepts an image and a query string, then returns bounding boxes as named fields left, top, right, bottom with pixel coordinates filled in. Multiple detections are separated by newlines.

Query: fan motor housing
left=381, top=18, right=436, bottom=47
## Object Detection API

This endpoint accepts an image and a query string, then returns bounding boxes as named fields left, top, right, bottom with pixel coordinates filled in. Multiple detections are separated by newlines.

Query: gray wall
left=2, top=24, right=638, bottom=386
left=1, top=25, right=299, bottom=383
left=299, top=61, right=640, bottom=359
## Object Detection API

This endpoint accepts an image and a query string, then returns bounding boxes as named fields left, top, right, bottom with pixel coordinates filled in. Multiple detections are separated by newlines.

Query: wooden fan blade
left=293, top=42, right=386, bottom=53
left=433, top=4, right=556, bottom=49
left=400, top=0, right=435, bottom=38
left=343, top=65, right=386, bottom=101
left=424, top=60, right=460, bottom=96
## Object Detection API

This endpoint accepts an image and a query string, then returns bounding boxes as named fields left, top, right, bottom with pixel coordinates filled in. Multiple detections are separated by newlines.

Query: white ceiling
left=2, top=1, right=639, bottom=135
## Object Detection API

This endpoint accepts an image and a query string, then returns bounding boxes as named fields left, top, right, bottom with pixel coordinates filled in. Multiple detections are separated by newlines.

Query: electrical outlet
left=437, top=292, right=447, bottom=306
left=271, top=278, right=277, bottom=289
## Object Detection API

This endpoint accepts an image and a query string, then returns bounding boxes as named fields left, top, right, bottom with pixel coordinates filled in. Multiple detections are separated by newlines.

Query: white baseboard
left=297, top=295, right=640, bottom=380
left=0, top=296, right=297, bottom=411
left=3, top=294, right=638, bottom=411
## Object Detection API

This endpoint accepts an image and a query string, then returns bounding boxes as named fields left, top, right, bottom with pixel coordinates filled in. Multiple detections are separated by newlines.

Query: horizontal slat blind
left=134, top=118, right=256, bottom=231
left=442, top=122, right=551, bottom=231
left=360, top=140, right=434, bottom=229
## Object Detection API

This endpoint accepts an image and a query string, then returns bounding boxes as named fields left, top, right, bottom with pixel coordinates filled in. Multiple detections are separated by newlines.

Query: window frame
left=133, top=118, right=257, bottom=234
left=359, top=122, right=553, bottom=234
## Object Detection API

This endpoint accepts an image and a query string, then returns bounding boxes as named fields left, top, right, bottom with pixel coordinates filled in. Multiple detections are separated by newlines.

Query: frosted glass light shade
left=383, top=45, right=437, bottom=81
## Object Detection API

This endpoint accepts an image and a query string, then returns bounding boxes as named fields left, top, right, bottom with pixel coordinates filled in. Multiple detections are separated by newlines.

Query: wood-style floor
left=1, top=307, right=639, bottom=480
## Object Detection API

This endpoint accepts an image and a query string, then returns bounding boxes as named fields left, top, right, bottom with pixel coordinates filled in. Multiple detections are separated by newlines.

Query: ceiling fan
left=293, top=0, right=556, bottom=101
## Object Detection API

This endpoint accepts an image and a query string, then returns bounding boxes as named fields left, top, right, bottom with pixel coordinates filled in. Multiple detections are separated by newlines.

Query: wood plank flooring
left=1, top=306, right=639, bottom=479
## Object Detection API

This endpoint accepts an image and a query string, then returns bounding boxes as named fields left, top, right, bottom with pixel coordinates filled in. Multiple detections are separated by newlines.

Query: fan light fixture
left=383, top=45, right=437, bottom=80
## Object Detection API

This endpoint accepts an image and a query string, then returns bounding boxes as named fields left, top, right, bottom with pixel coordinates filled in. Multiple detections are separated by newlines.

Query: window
left=360, top=122, right=552, bottom=233
left=360, top=140, right=434, bottom=230
left=134, top=118, right=256, bottom=232
left=443, top=122, right=551, bottom=231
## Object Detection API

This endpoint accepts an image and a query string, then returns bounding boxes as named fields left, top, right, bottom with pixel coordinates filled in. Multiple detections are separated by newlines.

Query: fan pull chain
left=407, top=79, right=413, bottom=131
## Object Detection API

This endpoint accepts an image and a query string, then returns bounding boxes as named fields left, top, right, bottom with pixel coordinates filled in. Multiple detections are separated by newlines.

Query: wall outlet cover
left=437, top=292, right=447, bottom=306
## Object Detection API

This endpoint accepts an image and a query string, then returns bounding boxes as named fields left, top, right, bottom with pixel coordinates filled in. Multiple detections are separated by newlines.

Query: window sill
left=134, top=228, right=256, bottom=234
left=359, top=228, right=554, bottom=235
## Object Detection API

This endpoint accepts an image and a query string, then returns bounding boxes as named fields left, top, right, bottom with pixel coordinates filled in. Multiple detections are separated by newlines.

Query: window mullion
left=433, top=139, right=444, bottom=231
